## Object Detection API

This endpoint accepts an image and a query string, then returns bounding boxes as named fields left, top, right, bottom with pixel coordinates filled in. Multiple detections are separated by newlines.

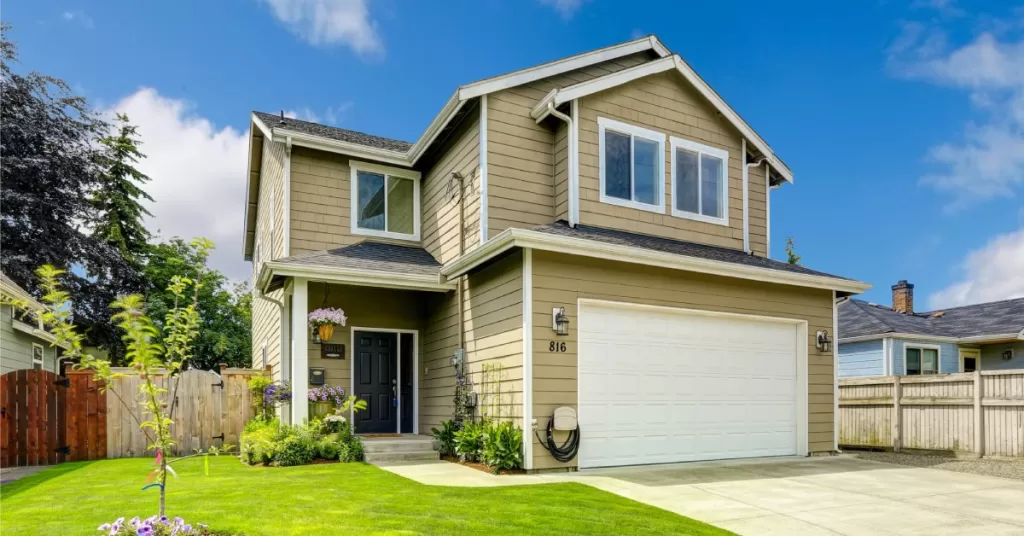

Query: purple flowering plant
left=308, top=384, right=346, bottom=406
left=264, top=380, right=292, bottom=406
left=307, top=307, right=346, bottom=328
left=98, top=515, right=212, bottom=536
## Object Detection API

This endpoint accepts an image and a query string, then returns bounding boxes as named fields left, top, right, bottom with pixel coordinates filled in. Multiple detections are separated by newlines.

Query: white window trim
left=597, top=117, right=666, bottom=214
left=32, top=343, right=44, bottom=370
left=669, top=136, right=729, bottom=226
left=904, top=343, right=941, bottom=375
left=349, top=160, right=422, bottom=242
left=959, top=348, right=981, bottom=372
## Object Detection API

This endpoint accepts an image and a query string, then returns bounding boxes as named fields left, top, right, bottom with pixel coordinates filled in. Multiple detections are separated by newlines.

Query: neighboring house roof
left=839, top=297, right=1024, bottom=342
left=0, top=271, right=44, bottom=311
left=260, top=242, right=453, bottom=293
left=441, top=221, right=870, bottom=295
left=251, top=112, right=413, bottom=153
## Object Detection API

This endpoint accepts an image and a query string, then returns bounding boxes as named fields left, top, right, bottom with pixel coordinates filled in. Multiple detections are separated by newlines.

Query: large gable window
left=670, top=137, right=729, bottom=226
left=598, top=117, right=665, bottom=213
left=905, top=345, right=940, bottom=375
left=350, top=161, right=421, bottom=241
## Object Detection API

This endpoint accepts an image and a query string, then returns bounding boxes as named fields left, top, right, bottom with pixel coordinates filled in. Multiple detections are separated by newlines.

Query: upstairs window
left=32, top=343, right=44, bottom=371
left=906, top=346, right=939, bottom=375
left=671, top=137, right=729, bottom=226
left=350, top=161, right=421, bottom=241
left=598, top=117, right=665, bottom=213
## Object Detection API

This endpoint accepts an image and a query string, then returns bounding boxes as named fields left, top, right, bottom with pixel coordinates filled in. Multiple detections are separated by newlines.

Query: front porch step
left=363, top=451, right=440, bottom=464
left=363, top=438, right=437, bottom=454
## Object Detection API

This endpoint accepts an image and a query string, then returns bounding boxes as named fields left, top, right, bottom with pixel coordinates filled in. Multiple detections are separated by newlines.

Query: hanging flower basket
left=309, top=307, right=346, bottom=343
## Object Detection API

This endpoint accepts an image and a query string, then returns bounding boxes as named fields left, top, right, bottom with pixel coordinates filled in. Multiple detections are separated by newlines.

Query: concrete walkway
left=380, top=456, right=1024, bottom=535
left=0, top=466, right=47, bottom=485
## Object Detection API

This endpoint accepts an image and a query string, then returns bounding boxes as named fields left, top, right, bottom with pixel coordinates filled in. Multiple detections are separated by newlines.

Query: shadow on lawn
left=0, top=461, right=94, bottom=499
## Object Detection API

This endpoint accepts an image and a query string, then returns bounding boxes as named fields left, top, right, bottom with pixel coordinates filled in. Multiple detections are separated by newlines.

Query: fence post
left=974, top=370, right=984, bottom=458
left=891, top=376, right=901, bottom=452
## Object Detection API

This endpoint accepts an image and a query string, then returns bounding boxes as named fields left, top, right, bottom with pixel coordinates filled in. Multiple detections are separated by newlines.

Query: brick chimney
left=892, top=280, right=914, bottom=314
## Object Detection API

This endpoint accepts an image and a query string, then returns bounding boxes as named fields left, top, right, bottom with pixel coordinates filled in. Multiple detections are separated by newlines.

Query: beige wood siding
left=577, top=70, right=757, bottom=252
left=748, top=163, right=769, bottom=257
left=485, top=52, right=653, bottom=237
left=553, top=121, right=568, bottom=222
left=529, top=250, right=834, bottom=470
left=251, top=140, right=287, bottom=377
left=420, top=109, right=480, bottom=264
left=304, top=284, right=425, bottom=390
left=420, top=252, right=523, bottom=433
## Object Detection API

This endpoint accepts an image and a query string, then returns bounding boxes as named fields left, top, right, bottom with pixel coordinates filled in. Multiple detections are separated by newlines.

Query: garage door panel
left=579, top=302, right=802, bottom=469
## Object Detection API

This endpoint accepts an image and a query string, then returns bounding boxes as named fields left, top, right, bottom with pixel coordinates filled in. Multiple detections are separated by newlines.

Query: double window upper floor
left=243, top=37, right=789, bottom=275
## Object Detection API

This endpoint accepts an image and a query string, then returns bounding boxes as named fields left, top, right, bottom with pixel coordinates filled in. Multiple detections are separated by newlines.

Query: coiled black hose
left=535, top=418, right=580, bottom=463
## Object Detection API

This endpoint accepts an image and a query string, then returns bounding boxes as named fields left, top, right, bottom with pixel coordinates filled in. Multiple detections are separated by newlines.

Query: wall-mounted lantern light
left=311, top=326, right=322, bottom=344
left=552, top=307, right=570, bottom=336
left=815, top=330, right=832, bottom=353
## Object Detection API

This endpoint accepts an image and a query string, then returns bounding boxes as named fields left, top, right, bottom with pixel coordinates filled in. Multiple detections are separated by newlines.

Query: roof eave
left=442, top=228, right=870, bottom=294
left=260, top=260, right=455, bottom=293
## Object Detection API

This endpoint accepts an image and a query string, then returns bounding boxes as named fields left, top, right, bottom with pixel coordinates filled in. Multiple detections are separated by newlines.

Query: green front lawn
left=1, top=457, right=731, bottom=535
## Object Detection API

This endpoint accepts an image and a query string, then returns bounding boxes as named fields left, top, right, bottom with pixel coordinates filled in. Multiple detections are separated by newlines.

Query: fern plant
left=431, top=419, right=458, bottom=457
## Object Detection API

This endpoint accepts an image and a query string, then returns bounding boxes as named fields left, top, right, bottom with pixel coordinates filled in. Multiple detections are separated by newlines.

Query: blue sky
left=6, top=0, right=1023, bottom=308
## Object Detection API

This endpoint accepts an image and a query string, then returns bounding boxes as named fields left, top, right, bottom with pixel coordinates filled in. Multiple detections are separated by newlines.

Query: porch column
left=291, top=277, right=309, bottom=424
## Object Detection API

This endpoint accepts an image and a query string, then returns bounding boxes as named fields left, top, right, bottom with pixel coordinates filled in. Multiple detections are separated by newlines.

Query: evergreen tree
left=92, top=113, right=155, bottom=269
left=785, top=236, right=802, bottom=265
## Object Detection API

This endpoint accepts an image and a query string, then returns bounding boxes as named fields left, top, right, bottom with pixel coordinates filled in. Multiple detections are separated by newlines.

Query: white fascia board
left=260, top=262, right=455, bottom=293
left=11, top=319, right=68, bottom=348
left=274, top=128, right=411, bottom=168
left=556, top=56, right=676, bottom=105
left=838, top=332, right=1022, bottom=345
left=441, top=228, right=871, bottom=294
left=408, top=91, right=463, bottom=165
left=457, top=36, right=668, bottom=101
left=252, top=113, right=274, bottom=141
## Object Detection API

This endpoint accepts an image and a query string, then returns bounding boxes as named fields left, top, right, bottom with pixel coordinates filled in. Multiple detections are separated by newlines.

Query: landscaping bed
left=0, top=457, right=732, bottom=535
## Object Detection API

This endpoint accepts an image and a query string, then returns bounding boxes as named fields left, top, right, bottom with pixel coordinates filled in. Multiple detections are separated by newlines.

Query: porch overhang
left=258, top=261, right=455, bottom=294
left=442, top=224, right=871, bottom=296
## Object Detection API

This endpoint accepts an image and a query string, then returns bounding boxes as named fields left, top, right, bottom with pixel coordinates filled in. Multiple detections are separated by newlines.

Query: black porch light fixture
left=553, top=307, right=570, bottom=336
left=815, top=330, right=832, bottom=353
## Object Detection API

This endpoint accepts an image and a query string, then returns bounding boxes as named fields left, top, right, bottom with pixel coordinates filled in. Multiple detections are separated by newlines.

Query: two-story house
left=244, top=35, right=869, bottom=471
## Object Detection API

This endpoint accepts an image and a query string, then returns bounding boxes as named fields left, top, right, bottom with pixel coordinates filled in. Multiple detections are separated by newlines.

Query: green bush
left=316, top=437, right=341, bottom=460
left=338, top=435, right=364, bottom=462
left=454, top=420, right=485, bottom=462
left=240, top=419, right=284, bottom=465
left=482, top=421, right=523, bottom=472
left=240, top=418, right=365, bottom=467
left=431, top=419, right=457, bottom=457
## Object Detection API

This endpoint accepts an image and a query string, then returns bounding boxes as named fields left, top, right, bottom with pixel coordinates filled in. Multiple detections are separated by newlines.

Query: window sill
left=670, top=208, right=729, bottom=227
left=599, top=194, right=665, bottom=215
left=351, top=227, right=420, bottom=242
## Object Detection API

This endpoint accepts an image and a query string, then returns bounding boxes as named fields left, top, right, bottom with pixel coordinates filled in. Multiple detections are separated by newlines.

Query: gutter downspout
left=283, top=136, right=292, bottom=257
left=547, top=102, right=577, bottom=227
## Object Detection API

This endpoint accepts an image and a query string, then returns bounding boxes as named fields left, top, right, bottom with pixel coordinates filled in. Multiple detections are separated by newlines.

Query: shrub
left=338, top=436, right=364, bottom=462
left=482, top=421, right=523, bottom=472
left=454, top=420, right=485, bottom=462
left=239, top=419, right=284, bottom=466
left=316, top=437, right=341, bottom=460
left=431, top=419, right=457, bottom=457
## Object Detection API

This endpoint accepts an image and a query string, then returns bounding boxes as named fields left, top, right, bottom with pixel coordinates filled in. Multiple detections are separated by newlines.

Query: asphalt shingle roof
left=253, top=111, right=413, bottom=153
left=839, top=297, right=1024, bottom=339
left=272, top=241, right=441, bottom=277
left=530, top=221, right=855, bottom=281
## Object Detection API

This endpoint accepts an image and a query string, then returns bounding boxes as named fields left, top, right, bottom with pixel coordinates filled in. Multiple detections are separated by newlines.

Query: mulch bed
left=440, top=455, right=526, bottom=475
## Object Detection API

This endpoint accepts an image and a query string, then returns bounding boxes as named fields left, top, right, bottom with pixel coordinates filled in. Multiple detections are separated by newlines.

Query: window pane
left=356, top=171, right=385, bottom=230
left=906, top=348, right=921, bottom=375
left=633, top=137, right=659, bottom=205
left=700, top=154, right=724, bottom=218
left=963, top=357, right=977, bottom=373
left=604, top=131, right=631, bottom=200
left=675, top=149, right=699, bottom=214
left=923, top=349, right=939, bottom=374
left=386, top=176, right=414, bottom=235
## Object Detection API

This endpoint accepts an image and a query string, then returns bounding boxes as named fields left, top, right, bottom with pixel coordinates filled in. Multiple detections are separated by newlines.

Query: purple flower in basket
left=264, top=380, right=292, bottom=406
left=308, top=307, right=346, bottom=328
left=308, top=384, right=346, bottom=406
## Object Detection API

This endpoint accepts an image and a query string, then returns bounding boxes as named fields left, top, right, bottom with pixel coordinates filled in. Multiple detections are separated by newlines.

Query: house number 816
left=549, top=341, right=567, bottom=352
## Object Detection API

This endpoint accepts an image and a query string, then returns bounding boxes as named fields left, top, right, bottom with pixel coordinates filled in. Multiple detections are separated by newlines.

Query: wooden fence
left=839, top=370, right=1024, bottom=457
left=0, top=370, right=106, bottom=467
left=105, top=367, right=261, bottom=458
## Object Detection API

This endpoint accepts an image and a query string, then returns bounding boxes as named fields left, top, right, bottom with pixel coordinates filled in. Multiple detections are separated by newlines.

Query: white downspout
left=283, top=136, right=292, bottom=258
left=547, top=102, right=577, bottom=227
left=741, top=139, right=750, bottom=253
left=765, top=161, right=771, bottom=258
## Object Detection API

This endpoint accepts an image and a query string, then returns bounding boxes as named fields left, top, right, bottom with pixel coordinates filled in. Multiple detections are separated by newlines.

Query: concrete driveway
left=383, top=456, right=1024, bottom=535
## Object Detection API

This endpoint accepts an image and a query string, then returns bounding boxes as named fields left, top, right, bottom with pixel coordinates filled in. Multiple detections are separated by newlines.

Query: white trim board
left=348, top=327, right=419, bottom=434
left=258, top=262, right=455, bottom=294
left=838, top=332, right=1023, bottom=345
left=440, top=227, right=871, bottom=295
left=522, top=249, right=534, bottom=470
left=479, top=94, right=489, bottom=244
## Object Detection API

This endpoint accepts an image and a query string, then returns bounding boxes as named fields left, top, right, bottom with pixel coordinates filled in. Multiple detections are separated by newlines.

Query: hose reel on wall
left=536, top=406, right=580, bottom=463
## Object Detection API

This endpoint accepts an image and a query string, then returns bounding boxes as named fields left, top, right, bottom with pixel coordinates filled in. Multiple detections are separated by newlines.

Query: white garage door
left=578, top=301, right=805, bottom=469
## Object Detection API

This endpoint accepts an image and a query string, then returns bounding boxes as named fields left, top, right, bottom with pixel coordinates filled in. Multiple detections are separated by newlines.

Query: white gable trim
left=530, top=55, right=793, bottom=184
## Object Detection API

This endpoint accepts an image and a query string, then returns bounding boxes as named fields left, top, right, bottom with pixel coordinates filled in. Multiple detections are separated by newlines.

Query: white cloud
left=912, top=0, right=964, bottom=17
left=61, top=10, right=94, bottom=29
left=284, top=102, right=354, bottom=125
left=107, top=89, right=250, bottom=281
left=260, top=0, right=382, bottom=55
left=539, top=0, right=587, bottom=19
left=928, top=226, right=1024, bottom=308
left=889, top=25, right=1024, bottom=210
left=284, top=107, right=321, bottom=123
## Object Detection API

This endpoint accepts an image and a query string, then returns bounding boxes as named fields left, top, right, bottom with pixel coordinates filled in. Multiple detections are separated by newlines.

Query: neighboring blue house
left=837, top=281, right=1024, bottom=377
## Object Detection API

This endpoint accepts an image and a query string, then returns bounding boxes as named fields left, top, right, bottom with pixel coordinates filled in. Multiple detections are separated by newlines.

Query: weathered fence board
left=104, top=367, right=260, bottom=458
left=839, top=370, right=1024, bottom=457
